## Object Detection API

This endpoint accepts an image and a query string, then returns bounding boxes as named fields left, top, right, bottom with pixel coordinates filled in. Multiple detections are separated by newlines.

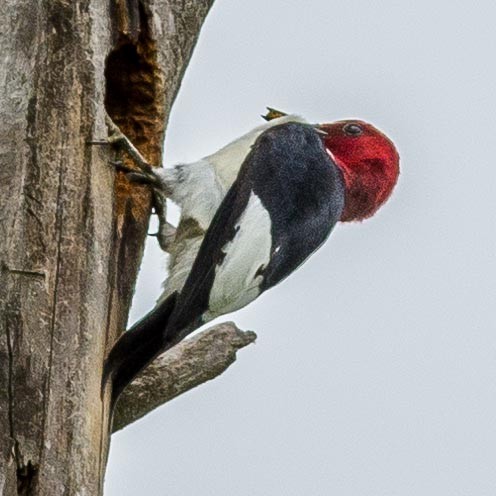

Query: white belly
left=205, top=192, right=272, bottom=321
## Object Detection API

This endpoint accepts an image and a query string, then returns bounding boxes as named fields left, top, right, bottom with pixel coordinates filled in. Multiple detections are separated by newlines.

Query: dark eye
left=343, top=123, right=363, bottom=137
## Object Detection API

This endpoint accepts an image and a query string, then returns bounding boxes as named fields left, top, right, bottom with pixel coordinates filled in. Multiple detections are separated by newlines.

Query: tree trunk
left=0, top=0, right=214, bottom=493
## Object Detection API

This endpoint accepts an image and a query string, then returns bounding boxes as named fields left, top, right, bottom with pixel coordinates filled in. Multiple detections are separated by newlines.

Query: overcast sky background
left=106, top=1, right=495, bottom=494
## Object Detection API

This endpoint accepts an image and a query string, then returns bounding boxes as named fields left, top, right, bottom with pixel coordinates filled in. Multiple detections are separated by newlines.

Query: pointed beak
left=313, top=125, right=328, bottom=136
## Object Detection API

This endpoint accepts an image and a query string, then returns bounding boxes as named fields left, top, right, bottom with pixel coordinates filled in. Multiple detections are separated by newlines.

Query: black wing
left=166, top=122, right=345, bottom=338
left=252, top=123, right=345, bottom=289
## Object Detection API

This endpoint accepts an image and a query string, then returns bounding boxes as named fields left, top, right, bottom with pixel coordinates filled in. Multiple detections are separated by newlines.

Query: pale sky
left=106, top=1, right=496, bottom=494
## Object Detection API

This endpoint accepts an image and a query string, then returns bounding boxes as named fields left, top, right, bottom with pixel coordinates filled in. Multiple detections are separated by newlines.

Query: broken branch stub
left=113, top=322, right=257, bottom=432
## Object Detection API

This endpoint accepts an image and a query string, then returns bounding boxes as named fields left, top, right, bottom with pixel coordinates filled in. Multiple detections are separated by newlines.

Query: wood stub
left=113, top=322, right=257, bottom=432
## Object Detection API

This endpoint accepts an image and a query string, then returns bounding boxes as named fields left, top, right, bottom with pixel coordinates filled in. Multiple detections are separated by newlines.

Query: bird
left=103, top=112, right=400, bottom=407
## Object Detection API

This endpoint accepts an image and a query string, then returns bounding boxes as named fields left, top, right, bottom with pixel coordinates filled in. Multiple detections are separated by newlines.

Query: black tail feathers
left=103, top=292, right=178, bottom=409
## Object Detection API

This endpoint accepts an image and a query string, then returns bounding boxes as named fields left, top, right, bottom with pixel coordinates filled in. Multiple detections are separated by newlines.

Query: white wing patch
left=205, top=192, right=272, bottom=321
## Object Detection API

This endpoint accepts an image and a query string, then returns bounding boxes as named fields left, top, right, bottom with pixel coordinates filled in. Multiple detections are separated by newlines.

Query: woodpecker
left=103, top=112, right=400, bottom=407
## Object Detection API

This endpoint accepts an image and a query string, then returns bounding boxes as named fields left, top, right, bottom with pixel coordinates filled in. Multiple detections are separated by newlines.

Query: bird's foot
left=111, top=161, right=175, bottom=250
left=111, top=159, right=161, bottom=187
left=87, top=113, right=156, bottom=175
left=89, top=114, right=176, bottom=252
left=149, top=221, right=176, bottom=252
left=104, top=115, right=155, bottom=175
left=149, top=189, right=176, bottom=252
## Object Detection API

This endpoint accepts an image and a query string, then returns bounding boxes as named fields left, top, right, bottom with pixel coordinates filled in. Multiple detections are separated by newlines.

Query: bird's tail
left=103, top=292, right=178, bottom=409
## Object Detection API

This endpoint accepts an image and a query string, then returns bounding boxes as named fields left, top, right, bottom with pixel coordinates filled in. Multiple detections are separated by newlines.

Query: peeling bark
left=0, top=0, right=215, bottom=493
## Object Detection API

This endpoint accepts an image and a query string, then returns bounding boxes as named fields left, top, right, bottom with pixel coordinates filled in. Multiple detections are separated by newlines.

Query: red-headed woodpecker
left=104, top=114, right=399, bottom=406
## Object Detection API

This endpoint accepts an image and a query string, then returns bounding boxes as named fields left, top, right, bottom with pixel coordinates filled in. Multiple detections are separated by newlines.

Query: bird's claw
left=148, top=222, right=176, bottom=249
left=127, top=171, right=160, bottom=186
left=106, top=121, right=127, bottom=146
left=92, top=113, right=175, bottom=252
left=88, top=116, right=154, bottom=173
left=110, top=159, right=132, bottom=173
left=148, top=189, right=175, bottom=252
left=108, top=160, right=159, bottom=186
left=149, top=221, right=176, bottom=252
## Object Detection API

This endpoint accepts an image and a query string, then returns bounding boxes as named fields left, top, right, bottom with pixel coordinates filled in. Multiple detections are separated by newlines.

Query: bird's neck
left=332, top=155, right=391, bottom=222
left=206, top=115, right=309, bottom=190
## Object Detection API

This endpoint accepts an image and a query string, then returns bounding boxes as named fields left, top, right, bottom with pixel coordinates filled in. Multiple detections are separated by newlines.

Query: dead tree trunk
left=0, top=0, right=219, bottom=493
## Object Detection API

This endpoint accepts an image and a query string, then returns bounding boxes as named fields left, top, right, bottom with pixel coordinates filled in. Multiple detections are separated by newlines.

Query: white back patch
left=206, top=192, right=272, bottom=321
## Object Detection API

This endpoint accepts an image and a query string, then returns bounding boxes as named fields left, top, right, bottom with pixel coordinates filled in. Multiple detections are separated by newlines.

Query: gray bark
left=0, top=0, right=215, bottom=493
left=113, top=322, right=257, bottom=432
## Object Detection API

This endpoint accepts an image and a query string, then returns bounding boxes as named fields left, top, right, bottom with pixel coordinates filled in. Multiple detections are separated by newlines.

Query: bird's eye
left=343, top=123, right=363, bottom=137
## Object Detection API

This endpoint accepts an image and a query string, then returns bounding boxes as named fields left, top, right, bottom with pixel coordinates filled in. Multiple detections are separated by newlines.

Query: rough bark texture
left=113, top=323, right=257, bottom=432
left=0, top=0, right=215, bottom=494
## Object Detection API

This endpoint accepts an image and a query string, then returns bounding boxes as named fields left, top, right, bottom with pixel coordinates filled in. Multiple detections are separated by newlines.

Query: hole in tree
left=104, top=2, right=163, bottom=163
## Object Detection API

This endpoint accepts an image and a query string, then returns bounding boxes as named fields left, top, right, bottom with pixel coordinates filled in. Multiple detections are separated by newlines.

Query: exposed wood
left=0, top=0, right=215, bottom=493
left=113, top=323, right=257, bottom=432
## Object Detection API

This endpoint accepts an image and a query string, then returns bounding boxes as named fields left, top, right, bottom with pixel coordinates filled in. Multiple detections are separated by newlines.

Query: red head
left=319, top=120, right=399, bottom=222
